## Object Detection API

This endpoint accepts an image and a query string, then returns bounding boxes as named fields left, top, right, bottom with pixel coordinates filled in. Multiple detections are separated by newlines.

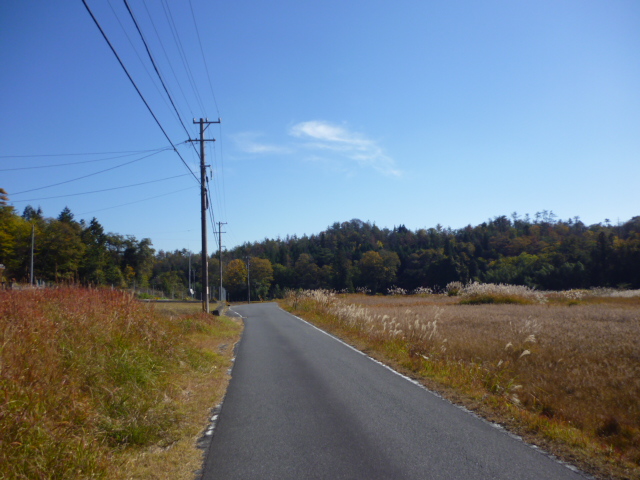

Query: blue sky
left=1, top=1, right=639, bottom=253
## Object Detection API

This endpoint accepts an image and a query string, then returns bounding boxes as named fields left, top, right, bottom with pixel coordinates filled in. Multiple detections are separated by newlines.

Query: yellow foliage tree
left=224, top=258, right=247, bottom=299
left=249, top=257, right=274, bottom=299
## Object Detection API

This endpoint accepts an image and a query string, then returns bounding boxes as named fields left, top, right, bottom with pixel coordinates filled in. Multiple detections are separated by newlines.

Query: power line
left=0, top=147, right=172, bottom=171
left=10, top=149, right=166, bottom=196
left=218, top=124, right=228, bottom=221
left=206, top=147, right=221, bottom=223
left=206, top=178, right=219, bottom=251
left=144, top=228, right=195, bottom=236
left=81, top=0, right=198, bottom=183
left=106, top=0, right=175, bottom=119
left=0, top=147, right=168, bottom=159
left=160, top=0, right=207, bottom=115
left=141, top=0, right=195, bottom=120
left=77, top=185, right=197, bottom=216
left=122, top=0, right=196, bottom=151
left=187, top=0, right=226, bottom=220
left=206, top=126, right=228, bottom=225
left=11, top=173, right=190, bottom=203
left=188, top=0, right=220, bottom=117
left=187, top=0, right=227, bottom=223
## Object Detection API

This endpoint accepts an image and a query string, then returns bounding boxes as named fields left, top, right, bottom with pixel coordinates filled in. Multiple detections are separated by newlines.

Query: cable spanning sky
left=1, top=1, right=639, bottom=254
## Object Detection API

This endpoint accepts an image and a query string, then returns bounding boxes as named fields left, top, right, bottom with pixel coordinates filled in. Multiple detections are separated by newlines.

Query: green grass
left=459, top=293, right=534, bottom=305
left=0, top=287, right=241, bottom=479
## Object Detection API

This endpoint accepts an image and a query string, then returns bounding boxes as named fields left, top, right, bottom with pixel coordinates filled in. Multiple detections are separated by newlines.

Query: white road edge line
left=279, top=305, right=590, bottom=479
left=197, top=308, right=244, bottom=466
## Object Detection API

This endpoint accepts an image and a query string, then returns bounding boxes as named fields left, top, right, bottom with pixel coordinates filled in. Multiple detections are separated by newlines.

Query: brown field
left=0, top=288, right=241, bottom=479
left=282, top=288, right=640, bottom=480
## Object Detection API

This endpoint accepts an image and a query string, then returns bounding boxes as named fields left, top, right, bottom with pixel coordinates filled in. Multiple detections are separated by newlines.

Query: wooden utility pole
left=30, top=223, right=35, bottom=286
left=190, top=118, right=220, bottom=313
left=217, top=221, right=227, bottom=302
left=246, top=255, right=251, bottom=304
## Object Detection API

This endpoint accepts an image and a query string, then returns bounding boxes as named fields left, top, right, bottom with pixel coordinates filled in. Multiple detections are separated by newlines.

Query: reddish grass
left=0, top=287, right=240, bottom=479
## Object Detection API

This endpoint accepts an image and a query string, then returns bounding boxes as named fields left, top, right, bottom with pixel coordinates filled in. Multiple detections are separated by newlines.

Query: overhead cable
left=10, top=149, right=166, bottom=196
left=160, top=0, right=206, bottom=115
left=122, top=0, right=197, bottom=155
left=0, top=147, right=172, bottom=171
left=141, top=0, right=195, bottom=119
left=81, top=0, right=198, bottom=183
left=0, top=147, right=168, bottom=159
left=77, top=185, right=197, bottom=215
left=217, top=123, right=228, bottom=220
left=206, top=178, right=220, bottom=251
left=106, top=0, right=174, bottom=116
left=11, top=173, right=190, bottom=203
left=188, top=0, right=220, bottom=117
left=207, top=143, right=223, bottom=223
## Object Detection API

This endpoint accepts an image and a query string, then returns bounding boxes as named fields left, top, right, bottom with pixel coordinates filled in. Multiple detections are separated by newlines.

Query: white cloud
left=231, top=132, right=292, bottom=155
left=289, top=121, right=401, bottom=177
left=231, top=121, right=400, bottom=177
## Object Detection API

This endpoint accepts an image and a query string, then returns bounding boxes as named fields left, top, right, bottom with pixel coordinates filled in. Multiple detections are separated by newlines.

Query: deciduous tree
left=249, top=257, right=274, bottom=299
left=224, top=258, right=247, bottom=299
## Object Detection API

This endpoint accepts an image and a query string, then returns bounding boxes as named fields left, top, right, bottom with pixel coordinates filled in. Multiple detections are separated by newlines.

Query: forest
left=2, top=188, right=639, bottom=299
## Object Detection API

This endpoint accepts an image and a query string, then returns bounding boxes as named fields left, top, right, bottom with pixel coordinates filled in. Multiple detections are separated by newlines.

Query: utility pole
left=189, top=118, right=220, bottom=313
left=30, top=223, right=35, bottom=286
left=217, top=221, right=227, bottom=302
left=246, top=255, right=251, bottom=303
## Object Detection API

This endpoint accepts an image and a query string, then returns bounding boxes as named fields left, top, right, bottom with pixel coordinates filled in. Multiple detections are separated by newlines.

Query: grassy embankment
left=281, top=285, right=640, bottom=480
left=0, top=287, right=242, bottom=479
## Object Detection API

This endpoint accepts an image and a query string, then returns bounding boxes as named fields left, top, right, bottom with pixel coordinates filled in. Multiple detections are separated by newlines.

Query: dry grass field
left=0, top=288, right=241, bottom=479
left=282, top=286, right=640, bottom=480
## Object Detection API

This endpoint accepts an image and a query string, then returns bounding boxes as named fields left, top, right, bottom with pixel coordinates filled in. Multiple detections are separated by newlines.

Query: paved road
left=201, top=303, right=586, bottom=480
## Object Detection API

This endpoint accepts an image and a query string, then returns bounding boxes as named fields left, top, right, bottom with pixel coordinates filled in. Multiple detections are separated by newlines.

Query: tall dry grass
left=0, top=287, right=240, bottom=479
left=283, top=287, right=640, bottom=479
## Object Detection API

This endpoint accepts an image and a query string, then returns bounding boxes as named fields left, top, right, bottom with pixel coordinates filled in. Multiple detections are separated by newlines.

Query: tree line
left=2, top=189, right=638, bottom=297
left=1, top=192, right=155, bottom=289
left=225, top=212, right=640, bottom=296
left=0, top=190, right=271, bottom=299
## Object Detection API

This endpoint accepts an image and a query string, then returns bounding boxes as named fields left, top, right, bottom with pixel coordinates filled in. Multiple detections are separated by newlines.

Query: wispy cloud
left=289, top=121, right=401, bottom=177
left=231, top=132, right=292, bottom=155
left=232, top=121, right=400, bottom=177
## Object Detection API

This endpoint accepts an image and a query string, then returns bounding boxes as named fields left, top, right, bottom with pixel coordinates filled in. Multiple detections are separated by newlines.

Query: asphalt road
left=200, top=302, right=586, bottom=480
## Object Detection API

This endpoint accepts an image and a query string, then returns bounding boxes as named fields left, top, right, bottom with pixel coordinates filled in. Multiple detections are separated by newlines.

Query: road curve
left=200, top=302, right=586, bottom=480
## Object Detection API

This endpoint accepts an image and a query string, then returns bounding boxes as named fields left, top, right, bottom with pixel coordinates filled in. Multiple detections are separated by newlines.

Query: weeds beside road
left=0, top=287, right=242, bottom=479
left=282, top=287, right=640, bottom=480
